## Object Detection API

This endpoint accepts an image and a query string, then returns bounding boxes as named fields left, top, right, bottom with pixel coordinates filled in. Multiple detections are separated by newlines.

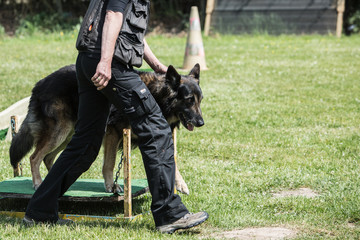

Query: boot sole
left=160, top=212, right=209, bottom=234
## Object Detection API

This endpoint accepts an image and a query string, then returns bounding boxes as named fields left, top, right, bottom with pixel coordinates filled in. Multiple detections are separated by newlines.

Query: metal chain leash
left=112, top=151, right=124, bottom=193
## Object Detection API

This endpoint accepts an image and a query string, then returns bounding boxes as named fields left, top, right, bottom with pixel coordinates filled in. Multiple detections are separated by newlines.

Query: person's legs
left=101, top=61, right=189, bottom=226
left=25, top=53, right=110, bottom=222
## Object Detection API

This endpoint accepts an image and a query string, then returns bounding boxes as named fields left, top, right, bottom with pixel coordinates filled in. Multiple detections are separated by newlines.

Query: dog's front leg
left=175, top=165, right=189, bottom=195
left=103, top=126, right=122, bottom=193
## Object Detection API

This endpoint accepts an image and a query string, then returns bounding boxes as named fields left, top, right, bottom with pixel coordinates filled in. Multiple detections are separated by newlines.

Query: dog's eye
left=185, top=96, right=195, bottom=105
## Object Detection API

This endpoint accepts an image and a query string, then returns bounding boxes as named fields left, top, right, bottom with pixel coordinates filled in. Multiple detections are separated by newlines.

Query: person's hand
left=91, top=60, right=112, bottom=90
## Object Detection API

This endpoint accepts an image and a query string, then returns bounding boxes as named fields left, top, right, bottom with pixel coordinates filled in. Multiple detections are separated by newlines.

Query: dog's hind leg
left=31, top=122, right=74, bottom=190
left=103, top=125, right=122, bottom=193
left=29, top=138, right=54, bottom=190
left=43, top=134, right=72, bottom=172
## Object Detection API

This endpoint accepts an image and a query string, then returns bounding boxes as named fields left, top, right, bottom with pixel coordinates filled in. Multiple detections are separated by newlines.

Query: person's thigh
left=76, top=54, right=110, bottom=135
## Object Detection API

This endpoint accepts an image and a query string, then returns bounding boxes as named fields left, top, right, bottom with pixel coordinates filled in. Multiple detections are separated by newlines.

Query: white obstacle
left=0, top=97, right=30, bottom=141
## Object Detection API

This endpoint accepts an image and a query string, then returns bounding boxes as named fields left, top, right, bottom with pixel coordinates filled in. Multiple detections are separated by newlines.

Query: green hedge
left=0, top=128, right=8, bottom=140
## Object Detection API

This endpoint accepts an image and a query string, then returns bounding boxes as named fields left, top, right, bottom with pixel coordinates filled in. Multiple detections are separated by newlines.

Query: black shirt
left=87, top=0, right=130, bottom=55
left=107, top=0, right=130, bottom=13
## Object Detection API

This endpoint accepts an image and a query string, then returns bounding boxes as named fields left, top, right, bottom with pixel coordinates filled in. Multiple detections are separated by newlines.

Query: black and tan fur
left=9, top=64, right=204, bottom=194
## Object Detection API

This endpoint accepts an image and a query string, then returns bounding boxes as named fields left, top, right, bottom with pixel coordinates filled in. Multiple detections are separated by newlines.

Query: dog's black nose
left=197, top=118, right=204, bottom=127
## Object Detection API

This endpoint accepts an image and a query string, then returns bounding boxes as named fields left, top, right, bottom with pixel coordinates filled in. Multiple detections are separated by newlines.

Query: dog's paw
left=112, top=183, right=124, bottom=194
left=105, top=184, right=113, bottom=193
left=33, top=182, right=42, bottom=190
left=105, top=183, right=124, bottom=193
left=176, top=181, right=189, bottom=195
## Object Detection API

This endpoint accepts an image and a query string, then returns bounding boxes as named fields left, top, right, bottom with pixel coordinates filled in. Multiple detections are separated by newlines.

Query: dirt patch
left=272, top=188, right=319, bottom=198
left=348, top=223, right=356, bottom=228
left=211, top=227, right=297, bottom=239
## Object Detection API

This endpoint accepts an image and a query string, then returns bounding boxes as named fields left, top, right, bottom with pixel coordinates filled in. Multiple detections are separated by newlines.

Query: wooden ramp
left=0, top=177, right=148, bottom=202
left=0, top=177, right=149, bottom=221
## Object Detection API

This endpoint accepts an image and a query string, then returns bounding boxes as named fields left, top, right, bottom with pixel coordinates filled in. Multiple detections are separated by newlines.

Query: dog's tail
left=9, top=116, right=34, bottom=176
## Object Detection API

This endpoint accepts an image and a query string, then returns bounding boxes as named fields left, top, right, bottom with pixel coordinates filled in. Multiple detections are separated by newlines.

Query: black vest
left=76, top=0, right=150, bottom=67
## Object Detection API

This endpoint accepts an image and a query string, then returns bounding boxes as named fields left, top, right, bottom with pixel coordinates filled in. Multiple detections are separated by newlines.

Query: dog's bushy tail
left=9, top=117, right=34, bottom=174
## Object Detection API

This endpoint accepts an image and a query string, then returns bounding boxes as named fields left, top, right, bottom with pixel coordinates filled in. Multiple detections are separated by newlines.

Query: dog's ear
left=165, top=65, right=181, bottom=90
left=189, top=63, right=200, bottom=84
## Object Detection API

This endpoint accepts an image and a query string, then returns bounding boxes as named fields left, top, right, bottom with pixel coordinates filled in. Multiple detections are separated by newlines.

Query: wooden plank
left=172, top=128, right=177, bottom=194
left=10, top=115, right=22, bottom=176
left=0, top=210, right=147, bottom=222
left=123, top=128, right=132, bottom=218
left=10, top=115, right=18, bottom=138
left=336, top=0, right=345, bottom=37
left=204, top=0, right=215, bottom=36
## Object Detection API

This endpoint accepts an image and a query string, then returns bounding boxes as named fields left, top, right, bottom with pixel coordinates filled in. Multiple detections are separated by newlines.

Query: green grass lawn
left=1, top=32, right=360, bottom=239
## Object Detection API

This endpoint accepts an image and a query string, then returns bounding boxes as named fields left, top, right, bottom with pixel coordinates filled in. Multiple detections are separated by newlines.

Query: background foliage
left=1, top=0, right=360, bottom=36
left=0, top=0, right=206, bottom=35
left=345, top=0, right=360, bottom=34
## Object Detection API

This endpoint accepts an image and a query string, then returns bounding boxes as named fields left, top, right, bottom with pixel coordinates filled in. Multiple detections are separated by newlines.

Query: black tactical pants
left=25, top=52, right=189, bottom=227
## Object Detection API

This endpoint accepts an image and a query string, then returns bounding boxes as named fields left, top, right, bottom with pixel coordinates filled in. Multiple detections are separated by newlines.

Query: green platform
left=0, top=177, right=148, bottom=202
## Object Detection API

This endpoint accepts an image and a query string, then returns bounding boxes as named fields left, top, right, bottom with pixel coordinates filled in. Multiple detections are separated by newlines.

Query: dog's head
left=165, top=64, right=204, bottom=131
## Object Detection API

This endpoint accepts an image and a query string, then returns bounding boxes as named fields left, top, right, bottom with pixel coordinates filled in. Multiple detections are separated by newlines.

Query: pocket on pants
left=132, top=83, right=155, bottom=114
left=116, top=83, right=156, bottom=119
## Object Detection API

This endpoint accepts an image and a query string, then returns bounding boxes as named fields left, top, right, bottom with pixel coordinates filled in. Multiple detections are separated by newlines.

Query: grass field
left=1, top=32, right=360, bottom=239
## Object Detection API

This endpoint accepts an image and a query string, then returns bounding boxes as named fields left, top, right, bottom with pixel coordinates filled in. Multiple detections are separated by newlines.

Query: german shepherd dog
left=9, top=64, right=204, bottom=195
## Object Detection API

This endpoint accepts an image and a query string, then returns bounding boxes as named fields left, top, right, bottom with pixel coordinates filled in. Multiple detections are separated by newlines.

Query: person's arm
left=143, top=38, right=168, bottom=74
left=91, top=11, right=123, bottom=90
